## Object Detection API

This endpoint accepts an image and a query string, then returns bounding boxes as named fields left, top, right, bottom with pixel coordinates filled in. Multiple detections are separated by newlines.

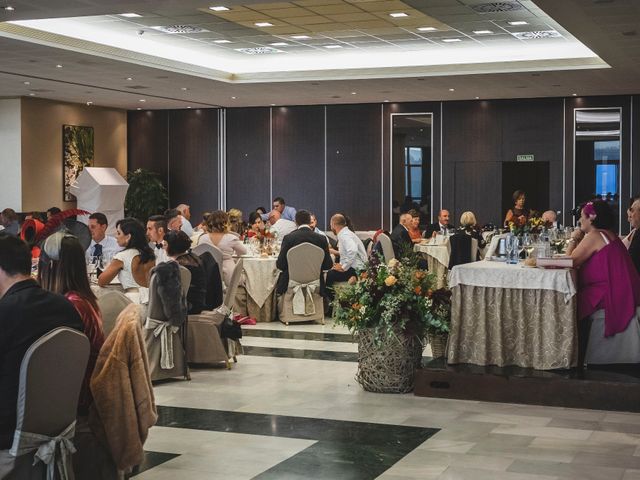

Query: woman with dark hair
left=246, top=211, right=265, bottom=239
left=407, top=209, right=423, bottom=243
left=164, top=230, right=206, bottom=314
left=39, top=232, right=104, bottom=415
left=624, top=195, right=640, bottom=274
left=197, top=210, right=246, bottom=285
left=98, top=217, right=155, bottom=302
left=567, top=200, right=640, bottom=364
left=255, top=206, right=267, bottom=216
left=504, top=190, right=529, bottom=227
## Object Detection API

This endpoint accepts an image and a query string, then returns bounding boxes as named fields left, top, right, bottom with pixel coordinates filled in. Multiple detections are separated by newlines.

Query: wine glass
left=505, top=234, right=515, bottom=263
left=523, top=234, right=534, bottom=259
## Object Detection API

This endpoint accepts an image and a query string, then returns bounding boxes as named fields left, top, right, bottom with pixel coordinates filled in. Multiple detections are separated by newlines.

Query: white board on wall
left=0, top=99, right=22, bottom=211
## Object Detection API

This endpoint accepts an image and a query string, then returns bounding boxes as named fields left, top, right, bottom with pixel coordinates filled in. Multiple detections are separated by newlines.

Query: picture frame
left=63, top=124, right=94, bottom=202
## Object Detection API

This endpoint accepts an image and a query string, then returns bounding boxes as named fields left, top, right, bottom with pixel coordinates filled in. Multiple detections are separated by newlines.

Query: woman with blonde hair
left=458, top=211, right=486, bottom=250
left=227, top=208, right=246, bottom=238
left=197, top=210, right=246, bottom=285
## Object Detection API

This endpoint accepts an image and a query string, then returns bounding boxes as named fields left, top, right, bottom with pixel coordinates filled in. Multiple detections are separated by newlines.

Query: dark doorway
left=501, top=162, right=550, bottom=222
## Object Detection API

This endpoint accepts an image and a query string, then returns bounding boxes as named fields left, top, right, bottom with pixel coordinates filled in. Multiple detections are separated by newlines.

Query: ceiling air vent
left=234, top=47, right=284, bottom=54
left=470, top=2, right=524, bottom=13
left=151, top=25, right=209, bottom=34
left=511, top=30, right=562, bottom=40
left=126, top=85, right=150, bottom=90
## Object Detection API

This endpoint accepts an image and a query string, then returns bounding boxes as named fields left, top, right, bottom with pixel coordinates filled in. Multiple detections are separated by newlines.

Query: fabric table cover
left=241, top=257, right=279, bottom=308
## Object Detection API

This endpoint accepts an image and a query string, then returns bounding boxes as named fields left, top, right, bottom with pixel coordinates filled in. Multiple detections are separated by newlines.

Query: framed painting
left=63, top=124, right=94, bottom=201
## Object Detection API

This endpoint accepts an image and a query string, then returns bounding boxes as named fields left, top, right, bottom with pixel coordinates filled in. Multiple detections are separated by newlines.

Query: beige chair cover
left=145, top=266, right=191, bottom=381
left=277, top=243, right=325, bottom=325
left=187, top=259, right=245, bottom=366
left=97, top=291, right=132, bottom=338
left=470, top=237, right=479, bottom=262
left=586, top=308, right=640, bottom=364
left=377, top=233, right=395, bottom=263
left=0, top=328, right=89, bottom=480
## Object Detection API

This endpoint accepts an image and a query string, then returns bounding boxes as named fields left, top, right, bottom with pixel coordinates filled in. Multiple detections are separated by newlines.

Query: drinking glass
left=523, top=234, right=534, bottom=259
left=505, top=235, right=515, bottom=263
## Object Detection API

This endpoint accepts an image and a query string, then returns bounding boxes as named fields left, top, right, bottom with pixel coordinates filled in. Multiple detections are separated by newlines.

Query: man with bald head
left=390, top=213, right=413, bottom=258
left=542, top=210, right=561, bottom=230
left=425, top=209, right=453, bottom=238
left=268, top=209, right=296, bottom=238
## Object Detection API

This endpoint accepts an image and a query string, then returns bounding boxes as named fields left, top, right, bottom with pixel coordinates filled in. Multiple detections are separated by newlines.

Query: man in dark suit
left=0, top=236, right=83, bottom=449
left=276, top=209, right=333, bottom=295
left=424, top=209, right=453, bottom=238
left=390, top=213, right=413, bottom=258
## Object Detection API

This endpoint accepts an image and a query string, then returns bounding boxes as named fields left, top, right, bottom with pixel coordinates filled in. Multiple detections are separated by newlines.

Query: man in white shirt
left=325, top=213, right=367, bottom=302
left=268, top=210, right=297, bottom=239
left=309, top=214, right=328, bottom=238
left=146, top=214, right=169, bottom=264
left=176, top=203, right=194, bottom=236
left=86, top=212, right=121, bottom=260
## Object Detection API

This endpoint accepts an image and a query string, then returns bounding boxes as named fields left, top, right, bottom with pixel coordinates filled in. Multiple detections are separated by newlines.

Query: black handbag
left=220, top=315, right=242, bottom=340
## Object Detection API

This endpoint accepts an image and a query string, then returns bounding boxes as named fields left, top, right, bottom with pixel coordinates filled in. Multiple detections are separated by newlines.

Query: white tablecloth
left=414, top=242, right=450, bottom=268
left=242, top=257, right=280, bottom=308
left=449, top=261, right=577, bottom=302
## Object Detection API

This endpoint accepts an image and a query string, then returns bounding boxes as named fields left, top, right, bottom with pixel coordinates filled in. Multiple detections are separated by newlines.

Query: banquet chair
left=197, top=251, right=224, bottom=310
left=583, top=308, right=640, bottom=365
left=0, top=328, right=89, bottom=480
left=377, top=233, right=395, bottom=264
left=96, top=290, right=132, bottom=338
left=277, top=243, right=326, bottom=325
left=144, top=266, right=191, bottom=382
left=192, top=243, right=225, bottom=288
left=448, top=233, right=479, bottom=269
left=186, top=259, right=244, bottom=368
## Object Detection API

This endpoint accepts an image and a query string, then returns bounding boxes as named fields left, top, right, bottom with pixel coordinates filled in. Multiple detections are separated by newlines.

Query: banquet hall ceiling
left=0, top=0, right=638, bottom=109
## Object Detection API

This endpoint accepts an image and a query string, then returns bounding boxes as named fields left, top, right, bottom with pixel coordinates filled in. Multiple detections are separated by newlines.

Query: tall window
left=404, top=147, right=423, bottom=203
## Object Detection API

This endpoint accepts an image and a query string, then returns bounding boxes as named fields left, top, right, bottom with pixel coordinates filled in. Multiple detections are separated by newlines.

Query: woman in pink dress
left=567, top=200, right=640, bottom=364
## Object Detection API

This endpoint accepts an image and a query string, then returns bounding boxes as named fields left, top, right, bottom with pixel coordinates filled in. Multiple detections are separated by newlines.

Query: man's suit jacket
left=424, top=222, right=454, bottom=239
left=276, top=226, right=333, bottom=294
left=390, top=224, right=412, bottom=259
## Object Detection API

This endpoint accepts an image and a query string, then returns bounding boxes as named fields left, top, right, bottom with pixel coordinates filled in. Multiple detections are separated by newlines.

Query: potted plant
left=124, top=168, right=168, bottom=222
left=425, top=288, right=452, bottom=359
left=332, top=252, right=437, bottom=393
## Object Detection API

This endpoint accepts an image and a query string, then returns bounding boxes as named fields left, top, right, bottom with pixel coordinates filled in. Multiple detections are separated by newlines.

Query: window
left=405, top=147, right=422, bottom=203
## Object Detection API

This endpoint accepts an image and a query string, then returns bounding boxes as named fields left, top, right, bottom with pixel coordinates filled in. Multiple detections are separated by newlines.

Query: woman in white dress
left=98, top=217, right=156, bottom=303
left=197, top=210, right=246, bottom=286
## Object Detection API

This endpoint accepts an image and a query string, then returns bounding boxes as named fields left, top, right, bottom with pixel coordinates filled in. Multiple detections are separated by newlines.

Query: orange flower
left=351, top=303, right=361, bottom=310
left=384, top=275, right=397, bottom=287
left=348, top=275, right=357, bottom=285
left=360, top=271, right=368, bottom=279
left=414, top=286, right=422, bottom=295
left=414, top=271, right=425, bottom=280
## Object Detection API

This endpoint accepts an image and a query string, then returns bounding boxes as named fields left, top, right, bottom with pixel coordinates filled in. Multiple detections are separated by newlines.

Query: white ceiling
left=0, top=0, right=637, bottom=109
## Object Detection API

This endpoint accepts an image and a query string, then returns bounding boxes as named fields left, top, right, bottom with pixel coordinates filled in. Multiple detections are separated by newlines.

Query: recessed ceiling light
left=449, top=88, right=455, bottom=92
left=136, top=107, right=141, bottom=110
left=209, top=6, right=229, bottom=11
left=181, top=87, right=188, bottom=91
left=389, top=12, right=408, bottom=18
left=442, top=38, right=462, bottom=43
left=508, top=21, right=528, bottom=26
left=231, top=96, right=236, bottom=99
left=86, top=101, right=93, bottom=106
left=126, top=77, right=133, bottom=81
left=473, top=30, right=493, bottom=34
left=56, top=64, right=63, bottom=68
left=475, top=96, right=480, bottom=99
left=187, top=106, right=192, bottom=109
left=384, top=100, right=390, bottom=102
left=119, top=12, right=141, bottom=17
left=23, top=81, right=30, bottom=85
left=213, top=39, right=231, bottom=44
left=324, top=44, right=342, bottom=49
left=139, top=99, right=146, bottom=102
left=270, top=42, right=288, bottom=46
left=572, top=93, right=577, bottom=96
left=351, top=92, right=357, bottom=95
left=270, top=103, right=276, bottom=106
left=4, top=5, right=15, bottom=11
left=255, top=22, right=273, bottom=27
left=291, top=35, right=310, bottom=40
left=417, top=27, right=438, bottom=32
left=29, top=93, right=35, bottom=96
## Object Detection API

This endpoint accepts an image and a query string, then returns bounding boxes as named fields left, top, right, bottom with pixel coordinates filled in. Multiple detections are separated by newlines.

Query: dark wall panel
left=226, top=107, right=271, bottom=216
left=454, top=162, right=501, bottom=227
left=127, top=110, right=169, bottom=188
left=168, top=109, right=218, bottom=223
left=327, top=104, right=382, bottom=230
left=272, top=106, right=325, bottom=224
left=632, top=95, right=640, bottom=200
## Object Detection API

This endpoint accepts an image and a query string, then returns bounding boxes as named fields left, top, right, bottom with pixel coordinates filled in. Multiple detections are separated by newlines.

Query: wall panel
left=127, top=110, right=168, bottom=188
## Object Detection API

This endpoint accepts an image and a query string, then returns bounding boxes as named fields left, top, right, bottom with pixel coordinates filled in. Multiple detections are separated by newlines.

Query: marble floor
left=134, top=320, right=640, bottom=480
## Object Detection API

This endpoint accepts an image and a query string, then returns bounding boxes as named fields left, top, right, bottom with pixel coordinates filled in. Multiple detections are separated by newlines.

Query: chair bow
left=289, top=279, right=320, bottom=315
left=145, top=317, right=179, bottom=369
left=10, top=421, right=76, bottom=480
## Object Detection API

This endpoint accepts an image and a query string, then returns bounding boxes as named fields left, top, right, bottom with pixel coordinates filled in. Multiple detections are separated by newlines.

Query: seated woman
left=164, top=230, right=206, bottom=314
left=624, top=195, right=640, bottom=274
left=39, top=232, right=105, bottom=416
left=567, top=200, right=640, bottom=364
left=407, top=209, right=423, bottom=243
left=458, top=211, right=487, bottom=252
left=228, top=208, right=246, bottom=239
left=504, top=189, right=529, bottom=227
left=246, top=210, right=265, bottom=239
left=98, top=217, right=155, bottom=303
left=197, top=210, right=247, bottom=286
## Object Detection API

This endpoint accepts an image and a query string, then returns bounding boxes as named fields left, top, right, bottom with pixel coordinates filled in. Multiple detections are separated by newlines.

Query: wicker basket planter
left=427, top=332, right=448, bottom=359
left=356, top=326, right=424, bottom=393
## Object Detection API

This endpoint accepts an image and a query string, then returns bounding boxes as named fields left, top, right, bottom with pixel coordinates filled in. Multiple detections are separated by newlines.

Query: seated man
left=0, top=209, right=20, bottom=236
left=147, top=215, right=169, bottom=265
left=268, top=210, right=297, bottom=239
left=175, top=203, right=194, bottom=237
left=542, top=210, right=562, bottom=229
left=0, top=236, right=83, bottom=449
left=262, top=197, right=297, bottom=222
left=325, top=214, right=367, bottom=302
left=424, top=209, right=452, bottom=238
left=390, top=213, right=413, bottom=258
left=86, top=212, right=121, bottom=260
left=276, top=210, right=333, bottom=295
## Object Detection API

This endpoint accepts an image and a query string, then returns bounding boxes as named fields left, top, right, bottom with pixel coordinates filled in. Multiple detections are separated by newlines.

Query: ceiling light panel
left=151, top=25, right=210, bottom=34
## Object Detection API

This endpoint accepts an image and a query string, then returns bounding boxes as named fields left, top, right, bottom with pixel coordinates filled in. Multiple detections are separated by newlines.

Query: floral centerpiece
left=508, top=211, right=547, bottom=236
left=332, top=252, right=450, bottom=392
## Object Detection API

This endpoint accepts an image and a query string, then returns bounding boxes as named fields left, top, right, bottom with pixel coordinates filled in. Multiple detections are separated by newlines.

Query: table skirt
left=234, top=285, right=277, bottom=322
left=448, top=285, right=578, bottom=370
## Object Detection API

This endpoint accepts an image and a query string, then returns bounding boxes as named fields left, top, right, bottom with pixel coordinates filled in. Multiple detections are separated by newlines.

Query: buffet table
left=447, top=261, right=578, bottom=370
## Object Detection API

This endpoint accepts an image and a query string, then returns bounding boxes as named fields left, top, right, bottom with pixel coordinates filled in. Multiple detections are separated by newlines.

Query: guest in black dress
left=504, top=190, right=530, bottom=228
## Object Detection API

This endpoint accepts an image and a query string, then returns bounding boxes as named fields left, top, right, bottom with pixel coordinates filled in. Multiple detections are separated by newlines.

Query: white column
left=0, top=99, right=22, bottom=211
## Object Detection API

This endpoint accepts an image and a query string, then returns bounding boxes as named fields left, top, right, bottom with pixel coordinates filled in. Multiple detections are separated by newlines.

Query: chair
left=0, top=328, right=89, bottom=480
left=197, top=251, right=223, bottom=310
left=97, top=290, right=132, bottom=338
left=186, top=259, right=244, bottom=368
left=448, top=233, right=479, bottom=269
left=325, top=231, right=338, bottom=249
left=145, top=266, right=191, bottom=382
left=192, top=243, right=225, bottom=288
left=277, top=243, right=326, bottom=325
left=377, top=233, right=395, bottom=264
left=584, top=308, right=640, bottom=365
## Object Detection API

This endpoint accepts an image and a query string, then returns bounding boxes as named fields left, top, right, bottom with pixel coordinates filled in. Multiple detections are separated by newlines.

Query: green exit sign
left=516, top=154, right=535, bottom=162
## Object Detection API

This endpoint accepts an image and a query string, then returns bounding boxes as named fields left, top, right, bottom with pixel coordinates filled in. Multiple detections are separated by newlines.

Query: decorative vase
left=356, top=326, right=424, bottom=393
left=427, top=332, right=448, bottom=359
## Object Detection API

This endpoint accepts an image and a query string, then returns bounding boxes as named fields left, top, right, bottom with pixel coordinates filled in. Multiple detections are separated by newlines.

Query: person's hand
left=333, top=263, right=344, bottom=271
left=571, top=229, right=585, bottom=242
left=329, top=247, right=339, bottom=256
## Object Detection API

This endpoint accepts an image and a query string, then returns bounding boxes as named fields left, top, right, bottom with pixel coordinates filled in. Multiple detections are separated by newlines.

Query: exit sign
left=517, top=154, right=534, bottom=162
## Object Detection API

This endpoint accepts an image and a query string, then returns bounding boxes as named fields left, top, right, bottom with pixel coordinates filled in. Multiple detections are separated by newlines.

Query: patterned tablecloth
left=234, top=256, right=280, bottom=322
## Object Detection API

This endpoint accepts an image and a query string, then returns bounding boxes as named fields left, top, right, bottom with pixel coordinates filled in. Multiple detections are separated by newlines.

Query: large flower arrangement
left=332, top=253, right=450, bottom=343
left=508, top=211, right=546, bottom=236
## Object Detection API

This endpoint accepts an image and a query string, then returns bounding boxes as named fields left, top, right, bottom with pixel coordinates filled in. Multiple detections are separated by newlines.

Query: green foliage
left=332, top=251, right=452, bottom=344
left=124, top=168, right=168, bottom=222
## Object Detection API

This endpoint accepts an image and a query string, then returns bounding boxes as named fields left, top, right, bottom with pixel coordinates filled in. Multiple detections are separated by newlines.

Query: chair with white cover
left=186, top=259, right=244, bottom=368
left=377, top=233, right=395, bottom=264
left=192, top=243, right=225, bottom=288
left=584, top=308, right=640, bottom=365
left=96, top=291, right=132, bottom=338
left=0, top=327, right=89, bottom=480
left=145, top=266, right=191, bottom=382
left=277, top=243, right=326, bottom=325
